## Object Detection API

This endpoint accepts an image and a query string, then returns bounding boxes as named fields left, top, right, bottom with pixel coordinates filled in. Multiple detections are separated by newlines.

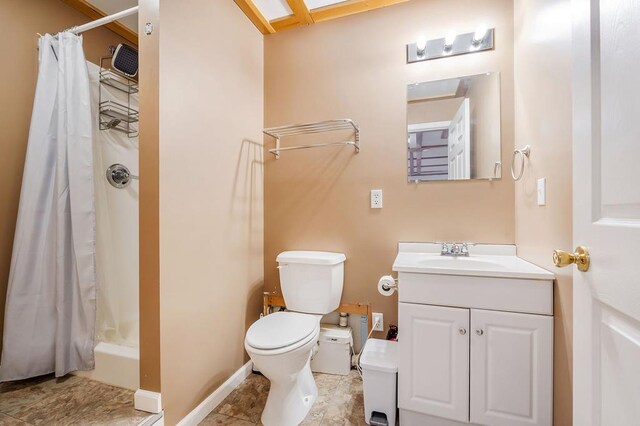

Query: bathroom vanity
left=393, top=243, right=554, bottom=426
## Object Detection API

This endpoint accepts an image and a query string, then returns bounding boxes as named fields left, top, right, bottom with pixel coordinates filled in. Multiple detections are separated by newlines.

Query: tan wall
left=138, top=0, right=161, bottom=393
left=157, top=0, right=264, bottom=423
left=0, top=0, right=129, bottom=358
left=264, top=0, right=515, bottom=335
left=513, top=0, right=573, bottom=424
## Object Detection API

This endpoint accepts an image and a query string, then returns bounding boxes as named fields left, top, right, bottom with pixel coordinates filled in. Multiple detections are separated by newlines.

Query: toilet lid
left=246, top=312, right=318, bottom=350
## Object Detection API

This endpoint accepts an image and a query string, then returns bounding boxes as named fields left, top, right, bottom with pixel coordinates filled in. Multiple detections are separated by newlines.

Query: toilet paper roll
left=378, top=275, right=396, bottom=297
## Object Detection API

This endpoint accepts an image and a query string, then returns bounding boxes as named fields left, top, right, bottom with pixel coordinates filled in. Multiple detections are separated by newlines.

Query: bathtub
left=75, top=342, right=140, bottom=390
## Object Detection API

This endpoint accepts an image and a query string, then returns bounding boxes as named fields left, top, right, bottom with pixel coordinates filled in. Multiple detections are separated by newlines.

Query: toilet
left=245, top=251, right=346, bottom=426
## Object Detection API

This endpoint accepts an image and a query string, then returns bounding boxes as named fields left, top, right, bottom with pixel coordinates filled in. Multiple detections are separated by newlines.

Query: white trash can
left=360, top=338, right=398, bottom=426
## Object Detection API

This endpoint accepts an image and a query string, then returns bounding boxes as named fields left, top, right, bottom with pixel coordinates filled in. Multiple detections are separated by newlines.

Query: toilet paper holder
left=378, top=275, right=398, bottom=297
left=380, top=277, right=398, bottom=292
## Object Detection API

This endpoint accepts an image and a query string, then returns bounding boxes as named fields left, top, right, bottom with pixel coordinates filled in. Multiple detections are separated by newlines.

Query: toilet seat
left=246, top=312, right=320, bottom=355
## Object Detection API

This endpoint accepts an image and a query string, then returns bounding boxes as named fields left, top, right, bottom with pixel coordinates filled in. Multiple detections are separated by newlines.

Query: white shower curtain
left=0, top=33, right=96, bottom=381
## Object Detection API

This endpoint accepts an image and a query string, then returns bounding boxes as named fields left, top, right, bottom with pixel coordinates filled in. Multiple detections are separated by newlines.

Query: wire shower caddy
left=98, top=56, right=138, bottom=138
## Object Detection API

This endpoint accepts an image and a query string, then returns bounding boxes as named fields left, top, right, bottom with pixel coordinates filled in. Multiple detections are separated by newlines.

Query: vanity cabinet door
left=470, top=309, right=553, bottom=426
left=399, top=303, right=470, bottom=422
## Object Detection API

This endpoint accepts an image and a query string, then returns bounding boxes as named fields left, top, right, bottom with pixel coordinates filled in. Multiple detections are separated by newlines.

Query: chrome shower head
left=112, top=43, right=138, bottom=77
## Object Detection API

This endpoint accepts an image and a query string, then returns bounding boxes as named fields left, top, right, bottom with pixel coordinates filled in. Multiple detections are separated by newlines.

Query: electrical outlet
left=371, top=189, right=383, bottom=209
left=372, top=312, right=384, bottom=331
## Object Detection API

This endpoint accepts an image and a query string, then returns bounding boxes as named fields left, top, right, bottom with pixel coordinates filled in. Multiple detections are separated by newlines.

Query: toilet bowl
left=245, top=311, right=321, bottom=426
left=245, top=251, right=346, bottom=426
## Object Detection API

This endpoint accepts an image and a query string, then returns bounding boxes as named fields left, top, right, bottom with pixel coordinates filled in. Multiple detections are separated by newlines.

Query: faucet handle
left=440, top=242, right=449, bottom=254
left=461, top=243, right=475, bottom=254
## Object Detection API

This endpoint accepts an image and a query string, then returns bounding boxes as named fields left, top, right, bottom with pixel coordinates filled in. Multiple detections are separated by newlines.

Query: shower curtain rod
left=66, top=6, right=139, bottom=35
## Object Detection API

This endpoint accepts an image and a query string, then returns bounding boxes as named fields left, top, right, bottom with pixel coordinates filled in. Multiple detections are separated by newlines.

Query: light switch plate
left=537, top=178, right=546, bottom=206
left=371, top=189, right=383, bottom=209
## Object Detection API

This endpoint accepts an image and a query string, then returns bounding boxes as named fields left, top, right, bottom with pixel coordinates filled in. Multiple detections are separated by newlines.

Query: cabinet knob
left=476, top=329, right=484, bottom=336
left=459, top=327, right=467, bottom=335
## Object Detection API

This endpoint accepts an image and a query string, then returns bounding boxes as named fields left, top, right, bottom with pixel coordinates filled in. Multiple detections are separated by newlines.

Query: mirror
left=407, top=72, right=501, bottom=182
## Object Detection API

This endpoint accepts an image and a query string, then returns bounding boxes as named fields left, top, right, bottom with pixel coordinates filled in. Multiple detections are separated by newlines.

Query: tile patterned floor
left=201, top=370, right=367, bottom=426
left=0, top=374, right=150, bottom=426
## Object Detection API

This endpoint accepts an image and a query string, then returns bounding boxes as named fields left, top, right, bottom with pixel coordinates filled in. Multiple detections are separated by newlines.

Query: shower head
left=112, top=43, right=138, bottom=77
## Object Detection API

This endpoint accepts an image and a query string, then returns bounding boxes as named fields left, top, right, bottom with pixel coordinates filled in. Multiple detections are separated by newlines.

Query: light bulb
left=444, top=32, right=456, bottom=47
left=443, top=32, right=456, bottom=54
left=416, top=35, right=427, bottom=56
left=473, top=26, right=488, bottom=44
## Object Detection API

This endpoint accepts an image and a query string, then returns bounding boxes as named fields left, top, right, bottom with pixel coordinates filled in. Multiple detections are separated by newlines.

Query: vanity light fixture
left=407, top=28, right=495, bottom=63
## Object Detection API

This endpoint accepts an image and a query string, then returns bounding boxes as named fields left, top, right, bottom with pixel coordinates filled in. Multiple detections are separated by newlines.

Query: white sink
left=393, top=243, right=554, bottom=280
left=414, top=256, right=507, bottom=270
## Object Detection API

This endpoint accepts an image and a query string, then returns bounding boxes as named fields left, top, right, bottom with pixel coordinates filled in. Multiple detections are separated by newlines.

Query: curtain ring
left=511, top=145, right=531, bottom=181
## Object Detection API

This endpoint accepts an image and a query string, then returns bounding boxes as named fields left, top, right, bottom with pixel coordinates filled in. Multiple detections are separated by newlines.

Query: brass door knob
left=553, top=246, right=590, bottom=272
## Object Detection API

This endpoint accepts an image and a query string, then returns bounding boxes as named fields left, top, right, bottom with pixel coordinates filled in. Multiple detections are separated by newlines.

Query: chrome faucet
left=440, top=242, right=472, bottom=257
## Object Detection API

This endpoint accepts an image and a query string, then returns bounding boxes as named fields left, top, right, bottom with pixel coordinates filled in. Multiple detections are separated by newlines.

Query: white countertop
left=392, top=243, right=555, bottom=280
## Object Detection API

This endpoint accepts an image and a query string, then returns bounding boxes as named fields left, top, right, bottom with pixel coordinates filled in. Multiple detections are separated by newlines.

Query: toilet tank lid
left=277, top=251, right=346, bottom=265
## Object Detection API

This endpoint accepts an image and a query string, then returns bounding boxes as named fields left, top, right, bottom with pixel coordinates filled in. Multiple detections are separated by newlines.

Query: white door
left=572, top=1, right=640, bottom=425
left=448, top=98, right=471, bottom=180
left=398, top=303, right=469, bottom=422
left=470, top=309, right=553, bottom=426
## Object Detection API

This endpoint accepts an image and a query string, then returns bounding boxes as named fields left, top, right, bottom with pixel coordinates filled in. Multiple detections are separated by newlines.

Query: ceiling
left=87, top=0, right=138, bottom=32
left=67, top=0, right=411, bottom=42
left=235, top=0, right=411, bottom=34
left=252, top=0, right=351, bottom=21
left=408, top=79, right=462, bottom=102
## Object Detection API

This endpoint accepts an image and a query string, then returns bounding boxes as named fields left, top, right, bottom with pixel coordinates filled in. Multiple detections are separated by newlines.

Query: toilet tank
left=277, top=251, right=346, bottom=314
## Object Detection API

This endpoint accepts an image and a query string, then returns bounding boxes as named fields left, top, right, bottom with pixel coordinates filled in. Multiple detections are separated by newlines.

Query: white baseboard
left=177, top=361, right=253, bottom=426
left=135, top=389, right=163, bottom=414
left=138, top=413, right=164, bottom=426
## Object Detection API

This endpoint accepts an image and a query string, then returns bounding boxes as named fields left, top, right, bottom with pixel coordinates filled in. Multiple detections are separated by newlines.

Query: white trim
left=137, top=413, right=164, bottom=426
left=408, top=121, right=451, bottom=133
left=176, top=361, right=254, bottom=426
left=135, top=389, right=163, bottom=414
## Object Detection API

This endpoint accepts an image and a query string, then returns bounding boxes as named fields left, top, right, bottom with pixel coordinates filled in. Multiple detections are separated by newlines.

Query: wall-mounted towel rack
left=263, top=119, right=360, bottom=159
left=511, top=145, right=531, bottom=181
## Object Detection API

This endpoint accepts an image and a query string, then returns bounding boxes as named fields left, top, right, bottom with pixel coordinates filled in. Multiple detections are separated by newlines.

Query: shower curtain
left=0, top=33, right=96, bottom=381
